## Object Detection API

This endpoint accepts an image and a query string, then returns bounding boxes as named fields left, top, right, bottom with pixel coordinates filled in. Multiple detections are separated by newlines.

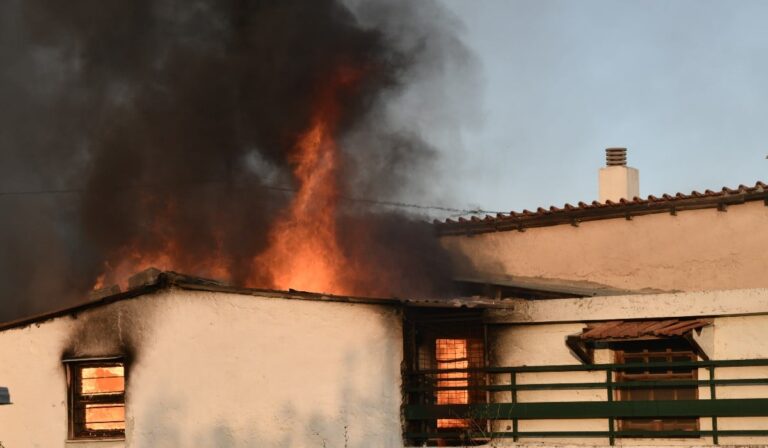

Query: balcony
left=405, top=358, right=768, bottom=446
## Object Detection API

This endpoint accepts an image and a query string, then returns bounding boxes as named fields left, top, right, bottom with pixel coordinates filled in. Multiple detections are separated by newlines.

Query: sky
left=434, top=0, right=768, bottom=215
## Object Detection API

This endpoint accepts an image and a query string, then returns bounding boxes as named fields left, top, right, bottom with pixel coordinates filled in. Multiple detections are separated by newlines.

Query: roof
left=455, top=274, right=656, bottom=298
left=436, top=181, right=768, bottom=236
left=0, top=269, right=516, bottom=332
left=579, top=319, right=711, bottom=340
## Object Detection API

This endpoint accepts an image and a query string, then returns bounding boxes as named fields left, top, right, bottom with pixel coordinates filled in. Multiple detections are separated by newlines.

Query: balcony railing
left=404, top=358, right=768, bottom=445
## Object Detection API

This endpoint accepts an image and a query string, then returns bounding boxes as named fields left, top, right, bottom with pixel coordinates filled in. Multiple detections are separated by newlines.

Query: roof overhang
left=437, top=181, right=768, bottom=236
left=567, top=319, right=712, bottom=364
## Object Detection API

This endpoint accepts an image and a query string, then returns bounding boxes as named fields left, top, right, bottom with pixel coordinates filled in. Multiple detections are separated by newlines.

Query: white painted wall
left=485, top=307, right=768, bottom=447
left=0, top=289, right=404, bottom=448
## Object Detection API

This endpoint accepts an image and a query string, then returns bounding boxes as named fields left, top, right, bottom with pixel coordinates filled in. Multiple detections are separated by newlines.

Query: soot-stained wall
left=0, top=292, right=160, bottom=447
left=0, top=289, right=404, bottom=448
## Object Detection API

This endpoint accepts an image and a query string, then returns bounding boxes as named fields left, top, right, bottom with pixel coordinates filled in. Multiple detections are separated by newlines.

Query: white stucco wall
left=442, top=200, right=768, bottom=293
left=0, top=288, right=404, bottom=448
left=485, top=292, right=768, bottom=447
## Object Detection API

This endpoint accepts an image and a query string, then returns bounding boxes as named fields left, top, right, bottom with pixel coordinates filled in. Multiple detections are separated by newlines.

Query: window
left=435, top=338, right=484, bottom=429
left=65, top=359, right=126, bottom=439
left=615, top=340, right=698, bottom=435
left=404, top=309, right=487, bottom=445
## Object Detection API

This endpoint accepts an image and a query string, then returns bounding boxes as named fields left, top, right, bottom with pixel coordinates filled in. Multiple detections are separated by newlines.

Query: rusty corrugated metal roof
left=436, top=181, right=768, bottom=235
left=579, top=319, right=711, bottom=340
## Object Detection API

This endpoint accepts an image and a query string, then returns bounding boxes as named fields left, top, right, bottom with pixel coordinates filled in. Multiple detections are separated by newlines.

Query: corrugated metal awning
left=579, top=319, right=711, bottom=340
left=566, top=318, right=713, bottom=364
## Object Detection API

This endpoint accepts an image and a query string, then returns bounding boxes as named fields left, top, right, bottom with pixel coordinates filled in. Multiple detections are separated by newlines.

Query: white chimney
left=598, top=148, right=639, bottom=202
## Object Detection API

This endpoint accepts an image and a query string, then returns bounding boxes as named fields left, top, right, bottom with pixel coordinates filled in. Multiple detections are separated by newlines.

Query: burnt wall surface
left=0, top=290, right=161, bottom=447
left=0, top=289, right=405, bottom=447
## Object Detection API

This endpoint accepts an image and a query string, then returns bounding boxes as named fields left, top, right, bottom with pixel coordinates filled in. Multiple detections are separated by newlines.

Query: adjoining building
left=1, top=149, right=767, bottom=448
left=424, top=149, right=768, bottom=446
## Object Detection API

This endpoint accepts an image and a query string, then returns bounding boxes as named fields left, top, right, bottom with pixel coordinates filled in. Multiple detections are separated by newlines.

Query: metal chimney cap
left=605, top=147, right=627, bottom=166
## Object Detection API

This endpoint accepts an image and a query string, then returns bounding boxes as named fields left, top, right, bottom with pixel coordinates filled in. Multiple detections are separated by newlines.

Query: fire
left=250, top=69, right=358, bottom=295
left=435, top=338, right=470, bottom=429
left=92, top=212, right=230, bottom=292
left=81, top=366, right=125, bottom=431
left=92, top=66, right=365, bottom=295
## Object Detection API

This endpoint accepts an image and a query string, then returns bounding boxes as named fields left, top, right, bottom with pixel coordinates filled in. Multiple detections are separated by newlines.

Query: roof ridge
left=436, top=180, right=768, bottom=235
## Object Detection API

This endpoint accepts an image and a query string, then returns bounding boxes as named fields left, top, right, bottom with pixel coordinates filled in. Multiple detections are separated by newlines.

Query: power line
left=0, top=181, right=502, bottom=216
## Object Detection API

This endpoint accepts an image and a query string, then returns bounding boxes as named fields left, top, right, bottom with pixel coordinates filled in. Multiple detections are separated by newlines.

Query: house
left=1, top=149, right=767, bottom=447
left=0, top=270, right=411, bottom=447
left=422, top=149, right=768, bottom=446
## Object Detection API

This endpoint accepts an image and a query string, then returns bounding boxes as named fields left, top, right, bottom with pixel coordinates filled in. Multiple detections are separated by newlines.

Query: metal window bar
left=405, top=358, right=768, bottom=445
left=615, top=346, right=699, bottom=436
left=408, top=317, right=487, bottom=443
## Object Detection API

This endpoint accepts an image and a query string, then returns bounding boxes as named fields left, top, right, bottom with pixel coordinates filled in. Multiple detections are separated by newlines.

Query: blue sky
left=435, top=0, right=768, bottom=214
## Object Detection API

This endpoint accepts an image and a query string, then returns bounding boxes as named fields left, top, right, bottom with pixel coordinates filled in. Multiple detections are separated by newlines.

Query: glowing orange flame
left=81, top=366, right=125, bottom=431
left=249, top=68, right=362, bottom=295
left=92, top=198, right=230, bottom=291
left=435, top=338, right=470, bottom=428
left=93, top=67, right=365, bottom=295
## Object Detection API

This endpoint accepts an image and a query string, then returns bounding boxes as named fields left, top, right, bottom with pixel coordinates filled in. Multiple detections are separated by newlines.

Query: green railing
left=404, top=359, right=768, bottom=445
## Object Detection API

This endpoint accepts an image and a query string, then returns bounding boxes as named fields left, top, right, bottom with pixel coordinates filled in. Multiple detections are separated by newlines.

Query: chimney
left=598, top=148, right=639, bottom=203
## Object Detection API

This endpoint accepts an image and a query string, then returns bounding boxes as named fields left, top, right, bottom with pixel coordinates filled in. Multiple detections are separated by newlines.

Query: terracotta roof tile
left=437, top=180, right=768, bottom=236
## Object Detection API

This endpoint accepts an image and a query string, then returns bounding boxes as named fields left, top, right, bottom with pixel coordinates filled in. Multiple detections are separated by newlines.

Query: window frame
left=613, top=340, right=699, bottom=436
left=64, top=357, right=127, bottom=440
left=404, top=308, right=489, bottom=445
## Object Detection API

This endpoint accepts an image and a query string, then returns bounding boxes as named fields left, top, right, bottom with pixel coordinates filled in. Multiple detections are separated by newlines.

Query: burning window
left=435, top=338, right=471, bottom=428
left=65, top=359, right=126, bottom=439
left=405, top=309, right=487, bottom=445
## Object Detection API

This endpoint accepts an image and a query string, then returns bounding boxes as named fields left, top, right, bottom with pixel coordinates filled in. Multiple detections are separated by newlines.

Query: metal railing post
left=511, top=371, right=518, bottom=441
left=403, top=358, right=768, bottom=443
left=607, top=368, right=615, bottom=446
left=709, top=365, right=719, bottom=445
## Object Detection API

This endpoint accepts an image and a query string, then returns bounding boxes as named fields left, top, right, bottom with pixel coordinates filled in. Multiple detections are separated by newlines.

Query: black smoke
left=0, top=0, right=474, bottom=321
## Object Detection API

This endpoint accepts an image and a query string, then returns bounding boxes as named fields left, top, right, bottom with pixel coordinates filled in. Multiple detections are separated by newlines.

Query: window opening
left=66, top=359, right=126, bottom=439
left=435, top=338, right=470, bottom=428
left=406, top=309, right=487, bottom=445
left=615, top=340, right=698, bottom=435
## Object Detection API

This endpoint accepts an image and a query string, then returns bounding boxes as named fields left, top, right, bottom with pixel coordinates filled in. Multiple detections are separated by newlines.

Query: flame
left=81, top=366, right=125, bottom=430
left=435, top=338, right=470, bottom=428
left=249, top=68, right=362, bottom=295
left=93, top=67, right=365, bottom=295
left=92, top=197, right=230, bottom=291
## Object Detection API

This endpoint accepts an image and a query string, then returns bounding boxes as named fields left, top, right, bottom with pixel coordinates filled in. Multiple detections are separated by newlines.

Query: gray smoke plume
left=0, top=0, right=477, bottom=322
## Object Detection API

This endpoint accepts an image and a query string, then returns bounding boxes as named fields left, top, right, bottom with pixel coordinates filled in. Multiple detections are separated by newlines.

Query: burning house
left=1, top=148, right=768, bottom=447
left=1, top=1, right=768, bottom=447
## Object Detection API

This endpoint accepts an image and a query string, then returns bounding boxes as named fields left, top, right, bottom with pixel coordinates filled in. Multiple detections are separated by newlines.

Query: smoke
left=0, top=0, right=477, bottom=321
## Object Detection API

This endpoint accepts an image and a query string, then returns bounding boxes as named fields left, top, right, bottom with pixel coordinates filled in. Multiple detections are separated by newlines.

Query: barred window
left=65, top=359, right=126, bottom=439
left=405, top=309, right=487, bottom=445
left=435, top=338, right=476, bottom=428
left=615, top=340, right=698, bottom=435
